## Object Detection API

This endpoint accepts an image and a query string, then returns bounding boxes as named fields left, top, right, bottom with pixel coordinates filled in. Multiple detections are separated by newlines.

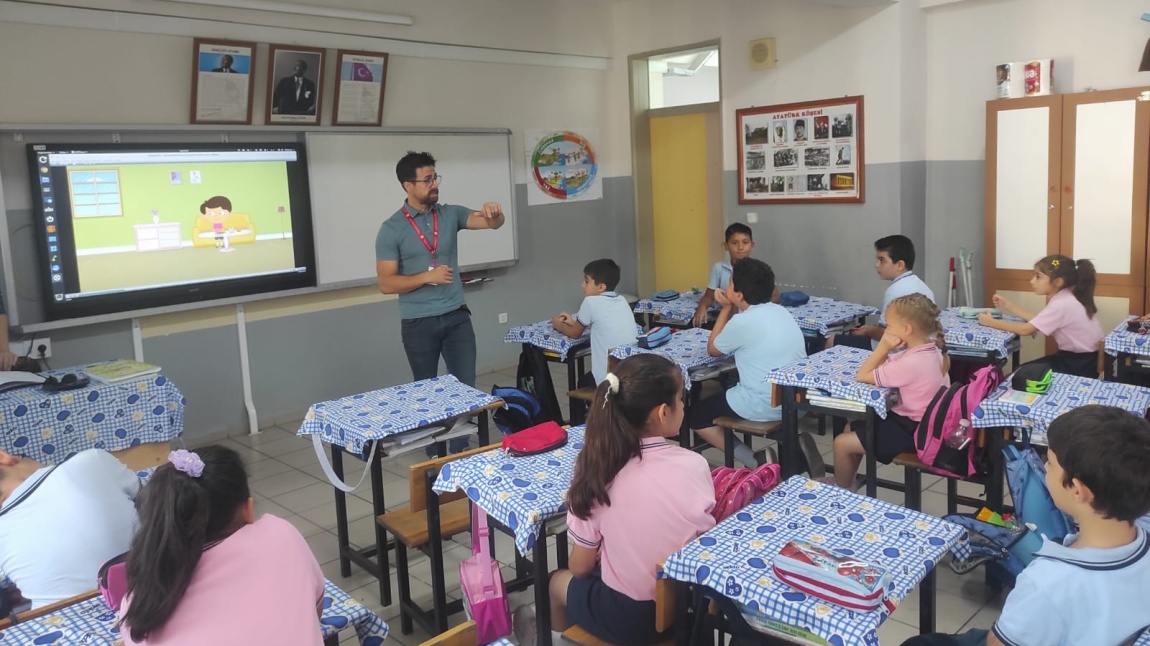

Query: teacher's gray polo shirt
left=376, top=202, right=470, bottom=320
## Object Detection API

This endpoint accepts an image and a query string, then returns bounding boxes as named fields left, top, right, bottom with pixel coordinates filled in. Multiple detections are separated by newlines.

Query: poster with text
left=191, top=38, right=256, bottom=124
left=526, top=130, right=601, bottom=205
left=737, top=96, right=864, bottom=204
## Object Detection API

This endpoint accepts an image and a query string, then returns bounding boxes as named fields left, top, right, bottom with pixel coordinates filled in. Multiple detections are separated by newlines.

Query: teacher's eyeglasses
left=410, top=174, right=443, bottom=186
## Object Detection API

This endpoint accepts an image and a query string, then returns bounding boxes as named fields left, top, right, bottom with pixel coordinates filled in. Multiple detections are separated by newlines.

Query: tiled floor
left=191, top=363, right=1008, bottom=645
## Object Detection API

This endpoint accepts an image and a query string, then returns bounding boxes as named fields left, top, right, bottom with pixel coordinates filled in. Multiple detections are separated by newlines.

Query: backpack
left=491, top=385, right=543, bottom=436
left=1004, top=438, right=1075, bottom=542
left=515, top=345, right=564, bottom=426
left=710, top=463, right=782, bottom=522
left=943, top=514, right=1040, bottom=579
left=914, top=364, right=1003, bottom=477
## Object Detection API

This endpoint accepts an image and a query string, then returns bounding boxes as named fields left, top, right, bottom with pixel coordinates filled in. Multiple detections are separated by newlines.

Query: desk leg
left=903, top=466, right=922, bottom=512
left=919, top=566, right=937, bottom=634
left=566, top=358, right=579, bottom=422
left=332, top=444, right=351, bottom=578
left=370, top=442, right=392, bottom=607
left=781, top=386, right=801, bottom=478
left=1012, top=349, right=1021, bottom=373
left=864, top=410, right=878, bottom=498
left=534, top=538, right=553, bottom=646
left=986, top=428, right=1006, bottom=513
left=477, top=411, right=490, bottom=446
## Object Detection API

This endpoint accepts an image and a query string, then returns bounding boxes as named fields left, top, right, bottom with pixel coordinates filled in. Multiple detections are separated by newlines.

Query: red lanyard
left=402, top=205, right=438, bottom=260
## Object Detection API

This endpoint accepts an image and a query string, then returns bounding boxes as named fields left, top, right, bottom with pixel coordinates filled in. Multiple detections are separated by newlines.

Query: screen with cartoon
left=28, top=144, right=316, bottom=320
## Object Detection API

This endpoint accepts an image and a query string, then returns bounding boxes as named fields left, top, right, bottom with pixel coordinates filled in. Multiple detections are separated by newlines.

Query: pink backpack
left=914, top=364, right=1003, bottom=478
left=459, top=509, right=511, bottom=643
left=710, top=463, right=782, bottom=522
left=97, top=552, right=128, bottom=611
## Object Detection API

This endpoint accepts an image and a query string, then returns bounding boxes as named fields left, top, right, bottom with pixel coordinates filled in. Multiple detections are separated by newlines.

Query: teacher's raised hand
left=480, top=202, right=503, bottom=219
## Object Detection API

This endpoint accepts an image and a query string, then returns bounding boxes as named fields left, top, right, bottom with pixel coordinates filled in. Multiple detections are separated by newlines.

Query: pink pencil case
left=772, top=540, right=890, bottom=611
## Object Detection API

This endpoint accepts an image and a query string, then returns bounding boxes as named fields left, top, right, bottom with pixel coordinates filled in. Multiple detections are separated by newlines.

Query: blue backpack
left=491, top=385, right=544, bottom=436
left=1003, top=440, right=1074, bottom=542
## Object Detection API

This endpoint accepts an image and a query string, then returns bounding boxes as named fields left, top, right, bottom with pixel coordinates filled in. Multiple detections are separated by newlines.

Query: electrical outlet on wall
left=747, top=212, right=759, bottom=224
left=10, top=338, right=51, bottom=359
left=498, top=313, right=509, bottom=324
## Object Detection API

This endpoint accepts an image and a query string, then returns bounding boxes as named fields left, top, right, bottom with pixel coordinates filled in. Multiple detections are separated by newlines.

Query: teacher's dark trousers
left=400, top=305, right=478, bottom=389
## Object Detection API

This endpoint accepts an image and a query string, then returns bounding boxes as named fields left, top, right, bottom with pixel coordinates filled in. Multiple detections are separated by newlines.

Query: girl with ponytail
left=121, top=446, right=325, bottom=645
left=548, top=354, right=715, bottom=646
left=979, top=254, right=1103, bottom=377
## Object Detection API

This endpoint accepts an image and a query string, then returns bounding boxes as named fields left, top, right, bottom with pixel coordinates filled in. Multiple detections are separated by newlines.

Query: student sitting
left=828, top=294, right=948, bottom=490
left=692, top=223, right=755, bottom=328
left=0, top=448, right=138, bottom=609
left=900, top=405, right=1150, bottom=646
left=120, top=446, right=325, bottom=645
left=689, top=258, right=806, bottom=467
left=551, top=258, right=638, bottom=388
left=549, top=354, right=716, bottom=645
left=830, top=234, right=934, bottom=350
left=979, top=254, right=1102, bottom=378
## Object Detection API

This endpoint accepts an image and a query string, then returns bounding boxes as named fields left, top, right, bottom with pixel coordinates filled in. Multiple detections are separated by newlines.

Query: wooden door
left=649, top=111, right=716, bottom=292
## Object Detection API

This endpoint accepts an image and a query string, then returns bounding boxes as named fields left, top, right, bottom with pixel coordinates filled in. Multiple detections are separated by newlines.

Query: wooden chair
left=418, top=620, right=478, bottom=646
left=713, top=417, right=782, bottom=468
left=567, top=387, right=597, bottom=425
left=892, top=447, right=1001, bottom=515
left=561, top=579, right=677, bottom=646
left=377, top=443, right=500, bottom=636
left=0, top=590, right=99, bottom=630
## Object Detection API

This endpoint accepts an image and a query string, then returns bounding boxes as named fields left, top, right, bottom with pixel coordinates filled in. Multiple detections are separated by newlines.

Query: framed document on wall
left=737, top=95, right=865, bottom=204
left=190, top=38, right=256, bottom=125
left=266, top=44, right=325, bottom=125
left=332, top=50, right=389, bottom=126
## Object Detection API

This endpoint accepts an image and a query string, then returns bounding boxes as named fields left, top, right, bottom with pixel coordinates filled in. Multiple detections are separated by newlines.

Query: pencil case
left=637, top=326, right=673, bottom=349
left=957, top=307, right=1001, bottom=319
left=652, top=290, right=680, bottom=302
left=772, top=540, right=890, bottom=611
left=779, top=291, right=810, bottom=307
left=1127, top=319, right=1149, bottom=334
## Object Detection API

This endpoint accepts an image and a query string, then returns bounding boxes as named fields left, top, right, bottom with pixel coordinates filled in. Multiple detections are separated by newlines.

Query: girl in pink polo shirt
left=828, top=294, right=950, bottom=490
left=120, top=446, right=325, bottom=646
left=979, top=254, right=1103, bottom=377
left=548, top=354, right=716, bottom=645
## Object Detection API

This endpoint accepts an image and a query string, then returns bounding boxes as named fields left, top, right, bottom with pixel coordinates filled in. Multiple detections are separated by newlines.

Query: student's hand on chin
left=714, top=290, right=731, bottom=308
left=879, top=332, right=904, bottom=351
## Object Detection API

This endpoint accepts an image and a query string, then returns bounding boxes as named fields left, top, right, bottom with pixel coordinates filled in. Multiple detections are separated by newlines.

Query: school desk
left=768, top=346, right=901, bottom=495
left=1104, top=317, right=1150, bottom=384
left=0, top=366, right=185, bottom=466
left=433, top=426, right=585, bottom=646
left=609, top=327, right=733, bottom=392
left=504, top=320, right=592, bottom=417
left=634, top=292, right=718, bottom=328
left=939, top=308, right=1022, bottom=369
left=660, top=476, right=969, bottom=644
left=785, top=296, right=878, bottom=349
left=0, top=579, right=389, bottom=646
left=296, top=375, right=502, bottom=606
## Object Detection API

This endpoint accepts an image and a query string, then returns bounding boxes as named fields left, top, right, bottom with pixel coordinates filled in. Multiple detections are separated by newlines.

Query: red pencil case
left=502, top=421, right=567, bottom=456
left=772, top=541, right=890, bottom=612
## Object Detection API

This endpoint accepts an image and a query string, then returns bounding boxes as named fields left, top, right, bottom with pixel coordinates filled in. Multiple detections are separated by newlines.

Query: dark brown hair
left=1035, top=254, right=1097, bottom=316
left=122, top=446, right=250, bottom=641
left=1047, top=405, right=1150, bottom=522
left=567, top=354, right=681, bottom=520
left=199, top=196, right=232, bottom=213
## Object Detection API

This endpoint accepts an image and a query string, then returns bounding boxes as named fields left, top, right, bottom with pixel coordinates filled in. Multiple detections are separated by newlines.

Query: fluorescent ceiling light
left=158, top=0, right=414, bottom=26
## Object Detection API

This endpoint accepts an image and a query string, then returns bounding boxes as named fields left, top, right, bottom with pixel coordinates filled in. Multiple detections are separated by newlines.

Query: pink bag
left=459, top=509, right=511, bottom=643
left=710, top=463, right=782, bottom=522
left=97, top=552, right=128, bottom=611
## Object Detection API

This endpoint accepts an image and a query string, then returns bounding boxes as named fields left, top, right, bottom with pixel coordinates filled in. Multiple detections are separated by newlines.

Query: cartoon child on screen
left=200, top=195, right=232, bottom=251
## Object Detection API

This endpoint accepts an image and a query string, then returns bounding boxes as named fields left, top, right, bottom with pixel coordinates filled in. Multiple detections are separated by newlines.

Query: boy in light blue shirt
left=688, top=258, right=806, bottom=467
left=692, top=223, right=755, bottom=328
left=552, top=259, right=637, bottom=387
left=901, top=405, right=1150, bottom=646
left=831, top=234, right=934, bottom=350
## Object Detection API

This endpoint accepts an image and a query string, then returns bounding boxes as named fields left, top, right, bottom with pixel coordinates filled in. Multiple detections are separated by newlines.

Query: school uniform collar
left=721, top=260, right=733, bottom=272
left=1034, top=526, right=1149, bottom=571
left=596, top=291, right=619, bottom=298
left=892, top=270, right=916, bottom=284
left=640, top=437, right=669, bottom=452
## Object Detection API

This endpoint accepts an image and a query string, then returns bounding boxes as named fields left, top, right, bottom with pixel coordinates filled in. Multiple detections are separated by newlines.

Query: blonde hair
left=886, top=293, right=946, bottom=354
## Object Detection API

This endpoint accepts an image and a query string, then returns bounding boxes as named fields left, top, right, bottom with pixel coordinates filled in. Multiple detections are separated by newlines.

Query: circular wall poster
left=529, top=131, right=598, bottom=200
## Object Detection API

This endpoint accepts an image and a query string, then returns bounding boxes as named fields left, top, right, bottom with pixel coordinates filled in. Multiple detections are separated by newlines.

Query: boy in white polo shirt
left=0, top=448, right=139, bottom=609
left=689, top=258, right=806, bottom=467
left=552, top=258, right=637, bottom=388
left=900, top=405, right=1150, bottom=646
left=831, top=234, right=934, bottom=350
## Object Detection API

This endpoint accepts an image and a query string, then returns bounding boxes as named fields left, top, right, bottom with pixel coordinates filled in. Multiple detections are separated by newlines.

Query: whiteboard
left=305, top=131, right=517, bottom=285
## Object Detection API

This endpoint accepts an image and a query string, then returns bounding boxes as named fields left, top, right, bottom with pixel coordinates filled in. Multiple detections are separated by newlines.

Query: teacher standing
left=375, top=151, right=504, bottom=450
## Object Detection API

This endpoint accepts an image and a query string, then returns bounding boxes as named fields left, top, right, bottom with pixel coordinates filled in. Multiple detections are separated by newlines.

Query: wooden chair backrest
left=418, top=619, right=478, bottom=646
left=0, top=590, right=100, bottom=630
left=654, top=577, right=676, bottom=633
left=408, top=443, right=502, bottom=512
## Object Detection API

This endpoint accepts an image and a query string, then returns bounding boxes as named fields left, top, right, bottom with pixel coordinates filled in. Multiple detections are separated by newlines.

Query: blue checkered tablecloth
left=0, top=367, right=185, bottom=465
left=660, top=476, right=967, bottom=646
left=1104, top=317, right=1150, bottom=358
left=297, top=376, right=503, bottom=458
left=503, top=320, right=590, bottom=361
left=434, top=427, right=585, bottom=555
left=972, top=373, right=1150, bottom=445
left=610, top=328, right=731, bottom=391
left=0, top=580, right=388, bottom=645
left=939, top=309, right=1021, bottom=358
left=634, top=292, right=715, bottom=322
left=785, top=297, right=878, bottom=337
left=767, top=347, right=893, bottom=418
left=489, top=640, right=516, bottom=646
left=1135, top=628, right=1150, bottom=646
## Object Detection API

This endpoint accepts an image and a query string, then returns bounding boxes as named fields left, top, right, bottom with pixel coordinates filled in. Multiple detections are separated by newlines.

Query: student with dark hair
left=693, top=223, right=757, bottom=328
left=120, top=446, right=325, bottom=645
left=901, top=405, right=1150, bottom=646
left=552, top=258, right=637, bottom=387
left=376, top=151, right=506, bottom=455
left=830, top=234, right=934, bottom=350
left=689, top=258, right=806, bottom=466
left=547, top=354, right=715, bottom=645
left=979, top=254, right=1102, bottom=377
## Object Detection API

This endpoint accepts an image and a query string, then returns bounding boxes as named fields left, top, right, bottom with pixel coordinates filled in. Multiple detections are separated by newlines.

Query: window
left=69, top=169, right=123, bottom=217
left=648, top=47, right=720, bottom=110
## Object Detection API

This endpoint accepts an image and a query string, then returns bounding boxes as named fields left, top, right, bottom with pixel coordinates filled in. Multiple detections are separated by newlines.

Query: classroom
left=1, top=0, right=1150, bottom=645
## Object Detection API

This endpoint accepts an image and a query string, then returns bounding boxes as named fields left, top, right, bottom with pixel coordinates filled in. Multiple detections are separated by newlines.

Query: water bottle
left=945, top=419, right=971, bottom=449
